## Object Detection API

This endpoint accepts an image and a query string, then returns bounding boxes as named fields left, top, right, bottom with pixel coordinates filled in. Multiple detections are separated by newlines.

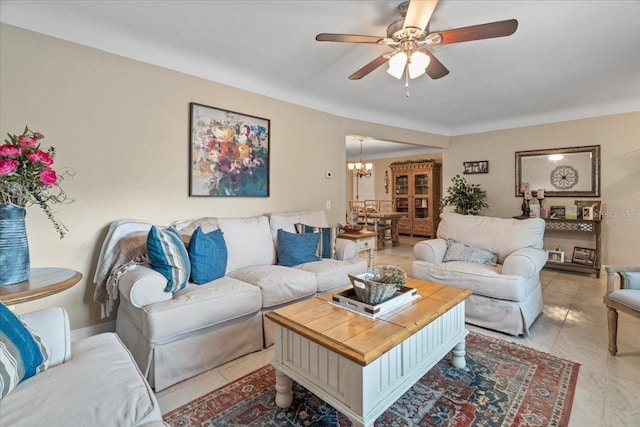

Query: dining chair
left=604, top=266, right=640, bottom=355
left=348, top=200, right=367, bottom=225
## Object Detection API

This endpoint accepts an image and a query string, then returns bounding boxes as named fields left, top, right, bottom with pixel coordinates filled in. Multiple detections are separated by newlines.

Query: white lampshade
left=365, top=163, right=373, bottom=171
left=387, top=51, right=407, bottom=79
left=347, top=163, right=355, bottom=170
left=408, top=51, right=430, bottom=79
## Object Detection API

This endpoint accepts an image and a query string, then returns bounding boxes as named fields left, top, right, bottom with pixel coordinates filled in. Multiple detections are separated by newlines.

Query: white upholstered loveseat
left=412, top=213, right=546, bottom=335
left=94, top=210, right=367, bottom=391
left=0, top=307, right=166, bottom=426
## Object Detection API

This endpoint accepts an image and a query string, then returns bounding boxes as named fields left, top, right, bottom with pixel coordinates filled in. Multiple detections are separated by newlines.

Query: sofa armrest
left=20, top=307, right=71, bottom=368
left=502, top=248, right=547, bottom=278
left=119, top=266, right=173, bottom=308
left=335, top=237, right=357, bottom=260
left=413, top=238, right=447, bottom=264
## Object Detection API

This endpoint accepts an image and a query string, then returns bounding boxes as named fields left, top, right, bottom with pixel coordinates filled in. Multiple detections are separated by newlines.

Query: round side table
left=0, top=267, right=82, bottom=305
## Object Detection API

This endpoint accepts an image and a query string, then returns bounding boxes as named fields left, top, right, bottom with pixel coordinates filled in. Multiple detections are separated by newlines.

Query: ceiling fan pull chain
left=405, top=69, right=411, bottom=97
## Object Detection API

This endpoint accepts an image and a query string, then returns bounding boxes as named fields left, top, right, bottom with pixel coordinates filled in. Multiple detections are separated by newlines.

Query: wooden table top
left=266, top=277, right=471, bottom=366
left=0, top=267, right=82, bottom=305
left=338, top=230, right=378, bottom=239
left=365, top=211, right=408, bottom=219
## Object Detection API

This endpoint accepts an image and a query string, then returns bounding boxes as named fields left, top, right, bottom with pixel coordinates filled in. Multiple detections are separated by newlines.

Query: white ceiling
left=1, top=0, right=639, bottom=145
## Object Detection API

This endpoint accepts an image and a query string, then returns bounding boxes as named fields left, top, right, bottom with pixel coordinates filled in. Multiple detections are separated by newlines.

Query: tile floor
left=157, top=236, right=640, bottom=426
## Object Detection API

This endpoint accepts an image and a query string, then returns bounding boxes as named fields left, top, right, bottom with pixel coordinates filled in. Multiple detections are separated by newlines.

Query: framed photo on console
left=546, top=250, right=565, bottom=263
left=189, top=102, right=270, bottom=197
left=572, top=247, right=596, bottom=266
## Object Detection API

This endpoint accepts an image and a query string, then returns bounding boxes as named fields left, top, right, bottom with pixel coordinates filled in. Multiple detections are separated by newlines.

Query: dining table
left=364, top=211, right=408, bottom=249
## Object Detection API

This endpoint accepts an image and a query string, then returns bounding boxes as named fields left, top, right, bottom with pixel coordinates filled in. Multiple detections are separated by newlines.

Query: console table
left=543, top=218, right=602, bottom=278
left=0, top=267, right=82, bottom=305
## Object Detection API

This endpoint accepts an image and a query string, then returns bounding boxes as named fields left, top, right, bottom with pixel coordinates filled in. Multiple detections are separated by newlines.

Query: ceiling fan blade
left=349, top=54, right=389, bottom=80
left=403, top=0, right=439, bottom=32
left=418, top=49, right=449, bottom=79
left=316, top=33, right=384, bottom=44
left=436, top=19, right=518, bottom=45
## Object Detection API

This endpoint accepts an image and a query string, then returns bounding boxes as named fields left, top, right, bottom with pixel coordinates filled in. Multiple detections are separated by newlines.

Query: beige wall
left=0, top=24, right=446, bottom=328
left=2, top=23, right=637, bottom=331
left=444, top=112, right=640, bottom=265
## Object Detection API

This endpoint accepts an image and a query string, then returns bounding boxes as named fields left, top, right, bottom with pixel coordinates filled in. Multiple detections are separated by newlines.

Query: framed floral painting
left=189, top=102, right=270, bottom=197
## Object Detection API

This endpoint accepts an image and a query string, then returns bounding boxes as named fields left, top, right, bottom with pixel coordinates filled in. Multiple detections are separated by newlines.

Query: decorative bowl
left=348, top=265, right=407, bottom=305
left=338, top=223, right=368, bottom=233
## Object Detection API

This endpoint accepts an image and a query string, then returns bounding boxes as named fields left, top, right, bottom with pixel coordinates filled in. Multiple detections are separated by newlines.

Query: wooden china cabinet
left=390, top=160, right=441, bottom=237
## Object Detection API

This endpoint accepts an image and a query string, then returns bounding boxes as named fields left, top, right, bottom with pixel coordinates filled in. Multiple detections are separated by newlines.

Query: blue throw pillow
left=277, top=229, right=321, bottom=267
left=188, top=227, right=227, bottom=284
left=294, top=223, right=338, bottom=259
left=0, top=301, right=50, bottom=400
left=147, top=225, right=191, bottom=292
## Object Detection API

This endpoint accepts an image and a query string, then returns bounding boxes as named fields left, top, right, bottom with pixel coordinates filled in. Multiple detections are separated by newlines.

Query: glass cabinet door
left=414, top=198, right=429, bottom=219
left=396, top=197, right=409, bottom=214
left=414, top=173, right=429, bottom=195
left=395, top=174, right=409, bottom=195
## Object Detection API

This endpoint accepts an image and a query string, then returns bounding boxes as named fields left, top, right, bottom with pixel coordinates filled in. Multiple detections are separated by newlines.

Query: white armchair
left=0, top=307, right=167, bottom=427
left=412, top=213, right=546, bottom=335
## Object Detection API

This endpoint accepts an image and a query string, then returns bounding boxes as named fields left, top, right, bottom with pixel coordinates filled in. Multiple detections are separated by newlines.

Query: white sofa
left=96, top=210, right=367, bottom=391
left=0, top=307, right=166, bottom=427
left=412, top=213, right=546, bottom=335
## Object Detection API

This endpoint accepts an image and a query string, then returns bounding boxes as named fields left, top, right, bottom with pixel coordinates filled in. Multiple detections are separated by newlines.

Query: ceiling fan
left=316, top=0, right=518, bottom=85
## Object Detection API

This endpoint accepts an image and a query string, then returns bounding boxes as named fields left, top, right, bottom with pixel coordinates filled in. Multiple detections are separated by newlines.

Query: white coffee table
left=266, top=277, right=471, bottom=427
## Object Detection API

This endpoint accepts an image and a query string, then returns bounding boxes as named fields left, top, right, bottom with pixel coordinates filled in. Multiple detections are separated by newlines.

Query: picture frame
left=546, top=249, right=565, bottom=264
left=549, top=206, right=566, bottom=219
left=463, top=160, right=489, bottom=174
left=572, top=246, right=596, bottom=266
left=575, top=200, right=602, bottom=220
left=582, top=206, right=594, bottom=220
left=515, top=145, right=600, bottom=197
left=189, top=102, right=270, bottom=197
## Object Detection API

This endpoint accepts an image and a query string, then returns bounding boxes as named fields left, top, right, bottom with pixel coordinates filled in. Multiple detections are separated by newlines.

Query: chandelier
left=347, top=138, right=372, bottom=178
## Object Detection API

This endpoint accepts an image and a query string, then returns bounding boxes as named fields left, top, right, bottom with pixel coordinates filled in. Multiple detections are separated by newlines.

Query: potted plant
left=440, top=175, right=488, bottom=215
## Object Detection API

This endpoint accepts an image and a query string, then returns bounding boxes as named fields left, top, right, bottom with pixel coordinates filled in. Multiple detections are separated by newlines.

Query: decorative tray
left=331, top=286, right=418, bottom=318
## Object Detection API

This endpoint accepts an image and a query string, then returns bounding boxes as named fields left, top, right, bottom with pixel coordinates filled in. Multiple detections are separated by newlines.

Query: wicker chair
left=604, top=266, right=640, bottom=355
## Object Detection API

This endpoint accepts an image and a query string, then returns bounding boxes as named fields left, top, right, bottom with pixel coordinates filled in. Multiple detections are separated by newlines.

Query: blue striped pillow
left=1, top=302, right=50, bottom=400
left=147, top=225, right=191, bottom=292
left=294, top=223, right=337, bottom=259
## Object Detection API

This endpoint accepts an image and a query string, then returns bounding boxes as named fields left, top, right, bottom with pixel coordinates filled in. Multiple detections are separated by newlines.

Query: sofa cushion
left=269, top=210, right=329, bottom=250
left=217, top=216, right=274, bottom=272
left=0, top=302, right=50, bottom=400
left=147, top=226, right=191, bottom=292
left=0, top=333, right=160, bottom=426
left=296, top=257, right=368, bottom=293
left=143, top=277, right=262, bottom=343
left=228, top=265, right=317, bottom=308
left=295, top=223, right=338, bottom=259
left=277, top=229, right=321, bottom=267
left=443, top=239, right=498, bottom=266
left=188, top=227, right=227, bottom=284
left=437, top=213, right=545, bottom=263
left=412, top=260, right=536, bottom=302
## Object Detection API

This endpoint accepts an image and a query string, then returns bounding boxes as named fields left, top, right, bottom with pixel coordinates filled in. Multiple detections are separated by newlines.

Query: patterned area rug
left=163, top=332, right=579, bottom=426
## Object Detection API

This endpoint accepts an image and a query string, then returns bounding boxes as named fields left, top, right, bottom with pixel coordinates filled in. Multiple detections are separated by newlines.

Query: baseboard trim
left=71, top=320, right=116, bottom=343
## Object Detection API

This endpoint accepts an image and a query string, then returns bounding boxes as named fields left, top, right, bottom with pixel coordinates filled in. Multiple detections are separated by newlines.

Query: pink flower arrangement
left=1, top=126, right=72, bottom=238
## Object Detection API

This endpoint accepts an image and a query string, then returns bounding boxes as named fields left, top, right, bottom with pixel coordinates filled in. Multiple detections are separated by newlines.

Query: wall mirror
left=515, top=145, right=600, bottom=197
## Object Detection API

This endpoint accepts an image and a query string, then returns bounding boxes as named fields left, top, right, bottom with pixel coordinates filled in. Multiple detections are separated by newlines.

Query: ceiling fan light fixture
left=387, top=51, right=407, bottom=79
left=408, top=51, right=430, bottom=79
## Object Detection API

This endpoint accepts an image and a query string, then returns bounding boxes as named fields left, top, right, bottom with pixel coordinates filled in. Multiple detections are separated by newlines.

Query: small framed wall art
left=189, top=102, right=270, bottom=197
left=463, top=160, right=489, bottom=174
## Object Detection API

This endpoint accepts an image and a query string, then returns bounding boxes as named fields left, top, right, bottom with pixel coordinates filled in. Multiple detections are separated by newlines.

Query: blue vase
left=0, top=204, right=30, bottom=285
